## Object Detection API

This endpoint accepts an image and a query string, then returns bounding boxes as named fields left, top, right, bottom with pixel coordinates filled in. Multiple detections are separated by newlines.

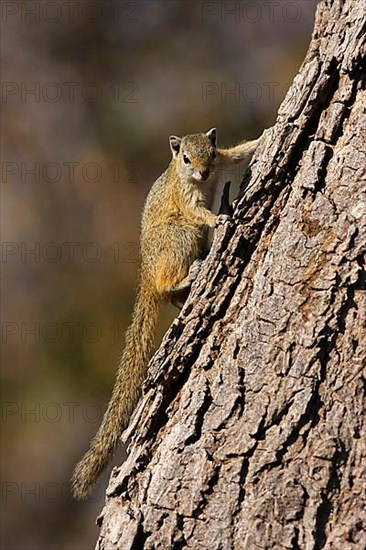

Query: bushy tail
left=71, top=282, right=161, bottom=500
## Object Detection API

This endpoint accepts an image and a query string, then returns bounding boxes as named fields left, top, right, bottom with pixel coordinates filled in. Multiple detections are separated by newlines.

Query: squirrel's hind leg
left=168, top=259, right=203, bottom=309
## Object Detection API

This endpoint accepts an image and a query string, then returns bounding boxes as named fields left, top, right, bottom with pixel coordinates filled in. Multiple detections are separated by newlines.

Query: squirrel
left=71, top=128, right=259, bottom=500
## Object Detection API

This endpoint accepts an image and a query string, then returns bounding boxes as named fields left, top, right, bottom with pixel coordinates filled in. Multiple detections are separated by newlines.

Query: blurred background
left=1, top=0, right=317, bottom=548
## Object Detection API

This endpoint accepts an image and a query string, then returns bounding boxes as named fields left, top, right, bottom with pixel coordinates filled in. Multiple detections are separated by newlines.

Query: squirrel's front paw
left=215, top=214, right=231, bottom=226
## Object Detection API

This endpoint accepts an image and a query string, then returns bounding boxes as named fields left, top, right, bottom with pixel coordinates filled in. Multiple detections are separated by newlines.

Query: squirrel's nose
left=200, top=169, right=210, bottom=180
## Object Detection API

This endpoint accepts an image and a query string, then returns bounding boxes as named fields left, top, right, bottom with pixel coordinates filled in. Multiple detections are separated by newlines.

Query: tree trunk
left=96, top=1, right=366, bottom=548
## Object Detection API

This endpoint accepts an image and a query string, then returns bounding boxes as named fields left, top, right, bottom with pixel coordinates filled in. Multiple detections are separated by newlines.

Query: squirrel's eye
left=183, top=154, right=191, bottom=165
left=211, top=150, right=216, bottom=159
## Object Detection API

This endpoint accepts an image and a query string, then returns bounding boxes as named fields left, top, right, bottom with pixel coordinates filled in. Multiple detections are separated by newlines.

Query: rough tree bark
left=96, top=1, right=365, bottom=548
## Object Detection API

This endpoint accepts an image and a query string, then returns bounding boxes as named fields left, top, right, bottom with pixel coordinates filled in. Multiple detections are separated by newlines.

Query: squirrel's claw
left=216, top=213, right=231, bottom=227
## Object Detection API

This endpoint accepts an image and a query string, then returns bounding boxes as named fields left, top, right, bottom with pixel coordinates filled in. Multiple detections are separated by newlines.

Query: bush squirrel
left=71, top=128, right=259, bottom=499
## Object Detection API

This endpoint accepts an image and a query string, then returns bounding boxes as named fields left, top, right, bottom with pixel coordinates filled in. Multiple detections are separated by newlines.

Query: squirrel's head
left=169, top=128, right=217, bottom=183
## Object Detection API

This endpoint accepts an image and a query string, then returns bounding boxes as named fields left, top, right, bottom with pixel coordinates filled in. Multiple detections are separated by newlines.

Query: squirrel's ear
left=206, top=128, right=217, bottom=147
left=169, top=135, right=181, bottom=157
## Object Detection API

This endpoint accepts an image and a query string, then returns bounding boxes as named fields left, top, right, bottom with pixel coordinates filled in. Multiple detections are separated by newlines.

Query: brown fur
left=71, top=129, right=259, bottom=499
